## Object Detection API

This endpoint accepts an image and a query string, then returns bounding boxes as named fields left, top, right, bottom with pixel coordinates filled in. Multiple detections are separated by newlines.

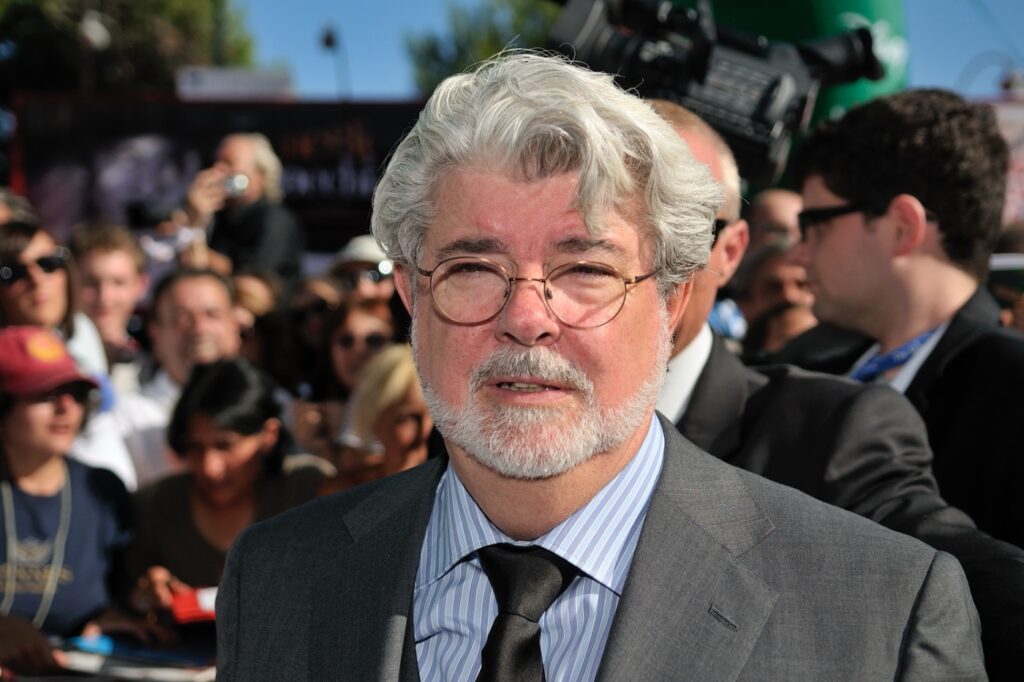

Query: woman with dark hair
left=0, top=327, right=145, bottom=674
left=0, top=221, right=106, bottom=378
left=290, top=297, right=394, bottom=462
left=126, top=357, right=328, bottom=615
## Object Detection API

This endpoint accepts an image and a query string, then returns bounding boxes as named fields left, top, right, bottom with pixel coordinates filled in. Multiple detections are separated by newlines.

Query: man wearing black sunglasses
left=772, top=90, right=1024, bottom=561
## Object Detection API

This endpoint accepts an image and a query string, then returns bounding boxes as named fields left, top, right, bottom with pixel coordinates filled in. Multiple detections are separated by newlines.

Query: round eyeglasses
left=416, top=256, right=658, bottom=329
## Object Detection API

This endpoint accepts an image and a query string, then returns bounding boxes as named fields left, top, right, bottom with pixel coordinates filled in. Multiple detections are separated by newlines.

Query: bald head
left=648, top=99, right=749, bottom=353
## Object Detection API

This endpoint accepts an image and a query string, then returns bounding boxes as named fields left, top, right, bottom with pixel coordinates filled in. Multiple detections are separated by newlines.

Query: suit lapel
left=597, top=418, right=777, bottom=682
left=904, top=288, right=1000, bottom=413
left=307, top=458, right=447, bottom=681
left=679, top=334, right=767, bottom=460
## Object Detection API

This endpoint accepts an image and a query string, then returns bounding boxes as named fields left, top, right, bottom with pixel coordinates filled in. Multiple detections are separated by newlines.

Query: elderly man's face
left=398, top=169, right=682, bottom=479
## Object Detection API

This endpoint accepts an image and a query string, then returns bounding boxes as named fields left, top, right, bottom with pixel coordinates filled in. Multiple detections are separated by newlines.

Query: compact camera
left=223, top=173, right=250, bottom=198
left=549, top=0, right=885, bottom=185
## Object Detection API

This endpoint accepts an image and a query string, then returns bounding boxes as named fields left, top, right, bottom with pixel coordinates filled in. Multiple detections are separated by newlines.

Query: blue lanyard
left=850, top=327, right=940, bottom=383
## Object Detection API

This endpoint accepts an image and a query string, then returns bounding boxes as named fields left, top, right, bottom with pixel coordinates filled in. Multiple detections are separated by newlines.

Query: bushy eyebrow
left=554, top=237, right=626, bottom=259
left=432, top=235, right=627, bottom=262
left=434, top=237, right=508, bottom=261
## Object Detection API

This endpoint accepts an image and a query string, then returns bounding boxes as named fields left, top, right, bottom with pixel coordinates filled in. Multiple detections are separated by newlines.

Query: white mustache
left=469, top=346, right=595, bottom=401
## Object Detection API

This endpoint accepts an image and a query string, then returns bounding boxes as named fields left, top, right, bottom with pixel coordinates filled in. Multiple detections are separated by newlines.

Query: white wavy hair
left=371, top=51, right=721, bottom=295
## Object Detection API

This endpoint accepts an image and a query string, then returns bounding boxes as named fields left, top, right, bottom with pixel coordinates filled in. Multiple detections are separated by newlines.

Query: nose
left=493, top=276, right=561, bottom=346
left=51, top=392, right=77, bottom=414
left=790, top=239, right=812, bottom=268
left=200, top=450, right=227, bottom=481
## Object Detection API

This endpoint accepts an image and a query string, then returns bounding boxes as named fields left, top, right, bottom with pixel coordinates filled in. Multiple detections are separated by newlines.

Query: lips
left=495, top=379, right=566, bottom=393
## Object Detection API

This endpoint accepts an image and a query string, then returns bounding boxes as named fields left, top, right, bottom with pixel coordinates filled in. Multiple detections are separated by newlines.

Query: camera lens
left=224, top=173, right=250, bottom=197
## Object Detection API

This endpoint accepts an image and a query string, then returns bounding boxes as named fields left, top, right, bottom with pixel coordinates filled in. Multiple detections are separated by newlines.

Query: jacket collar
left=679, top=334, right=767, bottom=460
left=904, top=286, right=1001, bottom=412
left=597, top=414, right=778, bottom=681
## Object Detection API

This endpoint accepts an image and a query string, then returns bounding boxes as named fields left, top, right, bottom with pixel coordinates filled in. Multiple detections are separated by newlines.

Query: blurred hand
left=185, top=166, right=229, bottom=226
left=0, top=614, right=66, bottom=676
left=131, top=565, right=190, bottom=613
left=82, top=608, right=176, bottom=646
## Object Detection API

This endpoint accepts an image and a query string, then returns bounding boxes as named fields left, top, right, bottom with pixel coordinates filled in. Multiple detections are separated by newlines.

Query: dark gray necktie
left=476, top=544, right=578, bottom=682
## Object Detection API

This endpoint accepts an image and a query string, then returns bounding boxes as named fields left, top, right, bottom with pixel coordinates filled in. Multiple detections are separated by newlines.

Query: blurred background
left=2, top=0, right=1023, bottom=261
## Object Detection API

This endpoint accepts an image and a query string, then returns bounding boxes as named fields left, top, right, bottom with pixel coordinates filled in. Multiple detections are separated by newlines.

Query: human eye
left=558, top=262, right=618, bottom=281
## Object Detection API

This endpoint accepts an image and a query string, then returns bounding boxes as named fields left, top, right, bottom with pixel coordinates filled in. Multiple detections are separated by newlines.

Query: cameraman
left=184, top=133, right=303, bottom=292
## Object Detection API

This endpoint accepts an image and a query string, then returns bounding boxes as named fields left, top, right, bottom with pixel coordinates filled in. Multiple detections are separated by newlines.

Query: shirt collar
left=656, top=323, right=713, bottom=423
left=419, top=416, right=665, bottom=595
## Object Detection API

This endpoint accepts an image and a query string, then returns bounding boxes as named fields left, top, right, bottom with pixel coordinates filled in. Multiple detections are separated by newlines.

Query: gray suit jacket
left=217, top=416, right=985, bottom=681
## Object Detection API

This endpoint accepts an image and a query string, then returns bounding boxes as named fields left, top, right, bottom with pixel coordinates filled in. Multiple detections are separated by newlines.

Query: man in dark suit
left=769, top=90, right=1024, bottom=551
left=653, top=98, right=1024, bottom=677
left=216, top=53, right=984, bottom=680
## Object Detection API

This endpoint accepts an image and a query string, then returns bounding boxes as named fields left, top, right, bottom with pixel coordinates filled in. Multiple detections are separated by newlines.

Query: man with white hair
left=184, top=132, right=303, bottom=288
left=217, top=53, right=984, bottom=680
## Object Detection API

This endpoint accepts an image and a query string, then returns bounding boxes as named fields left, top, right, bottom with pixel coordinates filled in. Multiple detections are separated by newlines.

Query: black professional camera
left=549, top=0, right=885, bottom=186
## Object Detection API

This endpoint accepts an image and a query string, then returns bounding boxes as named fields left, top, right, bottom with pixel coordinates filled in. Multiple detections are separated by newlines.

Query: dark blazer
left=767, top=289, right=1024, bottom=549
left=217, top=416, right=984, bottom=681
left=681, top=335, right=1024, bottom=677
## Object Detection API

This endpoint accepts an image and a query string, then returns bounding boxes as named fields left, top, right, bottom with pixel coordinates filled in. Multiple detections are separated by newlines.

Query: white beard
left=414, top=309, right=672, bottom=480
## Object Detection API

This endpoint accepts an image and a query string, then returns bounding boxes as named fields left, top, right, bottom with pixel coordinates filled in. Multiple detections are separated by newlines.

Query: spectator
left=745, top=188, right=802, bottom=249
left=331, top=344, right=432, bottom=489
left=328, top=234, right=395, bottom=304
left=785, top=89, right=1024, bottom=548
left=68, top=220, right=150, bottom=393
left=731, top=236, right=813, bottom=330
left=114, top=268, right=242, bottom=487
left=288, top=276, right=343, bottom=393
left=183, top=133, right=303, bottom=290
left=1, top=221, right=135, bottom=489
left=126, top=358, right=328, bottom=623
left=290, top=298, right=393, bottom=463
left=0, top=327, right=153, bottom=675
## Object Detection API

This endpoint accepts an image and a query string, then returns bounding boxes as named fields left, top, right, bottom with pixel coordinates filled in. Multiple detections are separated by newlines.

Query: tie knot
left=477, top=544, right=577, bottom=622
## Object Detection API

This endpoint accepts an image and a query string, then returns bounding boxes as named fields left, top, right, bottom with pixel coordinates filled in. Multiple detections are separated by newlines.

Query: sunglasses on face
left=25, top=382, right=95, bottom=406
left=336, top=332, right=389, bottom=350
left=0, top=248, right=69, bottom=285
left=339, top=265, right=393, bottom=291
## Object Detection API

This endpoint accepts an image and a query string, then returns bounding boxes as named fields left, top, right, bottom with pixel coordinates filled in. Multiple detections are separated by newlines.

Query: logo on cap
left=25, top=331, right=67, bottom=364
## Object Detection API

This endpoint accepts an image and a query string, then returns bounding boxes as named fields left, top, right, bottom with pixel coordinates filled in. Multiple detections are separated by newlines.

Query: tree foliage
left=405, top=0, right=560, bottom=95
left=0, top=0, right=254, bottom=100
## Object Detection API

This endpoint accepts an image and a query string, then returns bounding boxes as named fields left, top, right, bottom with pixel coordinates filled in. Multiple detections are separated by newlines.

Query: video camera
left=549, top=0, right=885, bottom=186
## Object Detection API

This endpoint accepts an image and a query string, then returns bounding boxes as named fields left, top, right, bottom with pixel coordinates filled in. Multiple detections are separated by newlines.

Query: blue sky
left=238, top=0, right=1024, bottom=101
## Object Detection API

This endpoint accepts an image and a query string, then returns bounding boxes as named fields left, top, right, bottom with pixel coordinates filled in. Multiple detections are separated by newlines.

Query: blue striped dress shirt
left=413, top=416, right=665, bottom=681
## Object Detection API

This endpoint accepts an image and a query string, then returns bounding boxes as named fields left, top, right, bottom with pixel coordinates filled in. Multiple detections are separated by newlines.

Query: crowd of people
left=2, top=49, right=1024, bottom=680
left=0, top=134, right=430, bottom=675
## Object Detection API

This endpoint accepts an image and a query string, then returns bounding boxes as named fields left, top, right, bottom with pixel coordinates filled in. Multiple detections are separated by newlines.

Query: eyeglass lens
left=429, top=258, right=629, bottom=328
left=0, top=252, right=67, bottom=285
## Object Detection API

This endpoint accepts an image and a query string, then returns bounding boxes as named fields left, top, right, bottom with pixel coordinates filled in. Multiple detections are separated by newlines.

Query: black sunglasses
left=339, top=265, right=392, bottom=291
left=0, top=248, right=69, bottom=285
left=26, top=382, right=96, bottom=407
left=797, top=203, right=889, bottom=241
left=336, top=332, right=389, bottom=350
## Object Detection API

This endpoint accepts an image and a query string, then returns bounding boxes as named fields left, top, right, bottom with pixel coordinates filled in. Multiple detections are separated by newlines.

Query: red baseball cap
left=0, top=326, right=99, bottom=398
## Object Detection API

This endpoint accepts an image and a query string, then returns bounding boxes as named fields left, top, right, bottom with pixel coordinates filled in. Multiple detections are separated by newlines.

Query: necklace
left=1, top=459, right=72, bottom=629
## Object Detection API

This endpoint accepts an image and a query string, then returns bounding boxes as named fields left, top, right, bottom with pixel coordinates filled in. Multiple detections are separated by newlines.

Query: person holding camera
left=183, top=133, right=303, bottom=291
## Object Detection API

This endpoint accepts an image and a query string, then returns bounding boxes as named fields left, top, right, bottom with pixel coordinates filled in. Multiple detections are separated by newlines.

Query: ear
left=886, top=194, right=929, bottom=257
left=716, top=219, right=750, bottom=283
left=664, top=279, right=694, bottom=332
left=393, top=263, right=415, bottom=315
left=260, top=417, right=281, bottom=452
